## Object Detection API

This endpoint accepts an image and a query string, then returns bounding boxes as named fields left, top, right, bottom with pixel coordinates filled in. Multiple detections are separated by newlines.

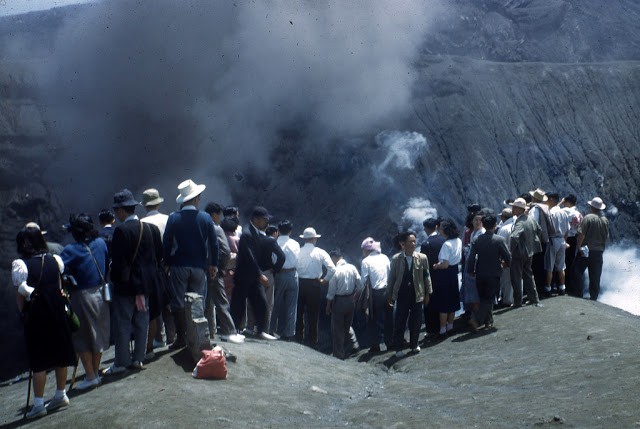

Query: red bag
left=192, top=346, right=227, bottom=380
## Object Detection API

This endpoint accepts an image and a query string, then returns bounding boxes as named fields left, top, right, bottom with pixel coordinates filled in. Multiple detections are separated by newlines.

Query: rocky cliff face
left=1, top=1, right=639, bottom=380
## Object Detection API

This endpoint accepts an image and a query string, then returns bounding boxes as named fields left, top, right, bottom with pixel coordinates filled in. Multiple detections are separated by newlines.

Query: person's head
left=278, top=220, right=293, bottom=236
left=265, top=225, right=278, bottom=238
left=471, top=211, right=485, bottom=231
left=220, top=216, right=239, bottom=234
left=546, top=192, right=560, bottom=207
left=519, top=192, right=532, bottom=204
left=98, top=209, right=116, bottom=227
left=204, top=202, right=224, bottom=225
left=176, top=179, right=205, bottom=208
left=112, top=189, right=140, bottom=222
left=398, top=230, right=417, bottom=255
left=422, top=217, right=439, bottom=235
left=562, top=194, right=577, bottom=208
left=300, top=227, right=321, bottom=245
left=500, top=207, right=512, bottom=221
left=65, top=213, right=99, bottom=243
left=142, top=188, right=164, bottom=213
left=361, top=237, right=381, bottom=257
left=439, top=219, right=459, bottom=239
left=587, top=197, right=606, bottom=213
left=481, top=213, right=498, bottom=231
left=223, top=206, right=239, bottom=220
left=529, top=188, right=548, bottom=204
left=467, top=203, right=481, bottom=214
left=510, top=197, right=528, bottom=216
left=329, top=248, right=343, bottom=265
left=250, top=206, right=271, bottom=231
left=16, top=225, right=48, bottom=258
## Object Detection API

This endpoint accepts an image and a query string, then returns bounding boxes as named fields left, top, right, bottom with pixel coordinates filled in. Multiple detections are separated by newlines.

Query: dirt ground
left=1, top=296, right=639, bottom=428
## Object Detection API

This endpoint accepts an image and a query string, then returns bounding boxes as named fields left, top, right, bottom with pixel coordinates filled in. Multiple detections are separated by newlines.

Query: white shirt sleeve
left=12, top=259, right=34, bottom=300
left=438, top=241, right=453, bottom=263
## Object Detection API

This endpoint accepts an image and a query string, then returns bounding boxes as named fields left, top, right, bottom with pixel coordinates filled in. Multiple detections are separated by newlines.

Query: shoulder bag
left=85, top=243, right=112, bottom=302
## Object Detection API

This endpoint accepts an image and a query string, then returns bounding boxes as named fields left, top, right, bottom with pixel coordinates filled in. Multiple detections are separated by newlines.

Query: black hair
left=265, top=225, right=278, bottom=237
left=223, top=206, right=239, bottom=217
left=98, top=209, right=115, bottom=224
left=423, top=217, right=439, bottom=230
left=68, top=213, right=99, bottom=244
left=16, top=226, right=48, bottom=257
left=397, top=230, right=416, bottom=243
left=204, top=202, right=223, bottom=215
left=564, top=194, right=577, bottom=205
left=278, top=220, right=293, bottom=235
left=329, top=248, right=343, bottom=258
left=220, top=217, right=239, bottom=233
left=547, top=192, right=560, bottom=202
left=481, top=213, right=498, bottom=230
left=122, top=206, right=137, bottom=215
left=440, top=219, right=460, bottom=239
left=519, top=193, right=533, bottom=204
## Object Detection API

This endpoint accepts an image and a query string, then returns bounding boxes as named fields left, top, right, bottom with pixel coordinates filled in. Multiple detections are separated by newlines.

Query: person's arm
left=321, top=250, right=336, bottom=283
left=422, top=255, right=432, bottom=296
left=387, top=257, right=398, bottom=306
left=162, top=217, right=174, bottom=269
left=272, top=240, right=286, bottom=273
left=467, top=243, right=477, bottom=276
left=326, top=274, right=338, bottom=314
left=207, top=218, right=219, bottom=278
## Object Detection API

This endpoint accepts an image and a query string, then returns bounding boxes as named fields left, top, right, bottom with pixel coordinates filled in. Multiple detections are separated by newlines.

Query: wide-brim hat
left=142, top=188, right=164, bottom=207
left=529, top=188, right=548, bottom=202
left=588, top=197, right=606, bottom=210
left=176, top=179, right=206, bottom=204
left=112, top=189, right=140, bottom=208
left=300, top=227, right=321, bottom=239
left=509, top=197, right=528, bottom=210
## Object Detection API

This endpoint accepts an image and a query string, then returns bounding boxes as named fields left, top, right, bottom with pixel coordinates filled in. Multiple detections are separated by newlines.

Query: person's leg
left=510, top=259, right=524, bottom=306
left=211, top=275, right=237, bottom=336
left=522, top=256, right=539, bottom=304
left=204, top=277, right=217, bottom=336
left=367, top=289, right=383, bottom=348
left=589, top=251, right=604, bottom=300
left=307, top=282, right=322, bottom=347
left=92, top=353, right=102, bottom=376
left=408, top=302, right=423, bottom=349
left=282, top=273, right=299, bottom=338
left=147, top=318, right=157, bottom=354
left=392, top=295, right=410, bottom=350
left=330, top=301, right=343, bottom=358
left=572, top=255, right=588, bottom=298
left=132, top=305, right=150, bottom=364
left=271, top=274, right=285, bottom=334
left=264, top=272, right=275, bottom=333
left=500, top=268, right=513, bottom=305
left=33, top=371, right=46, bottom=398
left=112, top=294, right=134, bottom=367
left=295, top=280, right=308, bottom=342
left=78, top=351, right=96, bottom=379
left=54, top=367, right=68, bottom=391
left=439, top=313, right=448, bottom=334
left=248, top=281, right=268, bottom=334
left=230, top=279, right=249, bottom=331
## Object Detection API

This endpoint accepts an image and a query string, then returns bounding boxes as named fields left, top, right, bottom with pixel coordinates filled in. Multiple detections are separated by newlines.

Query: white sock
left=446, top=323, right=454, bottom=331
left=558, top=284, right=566, bottom=291
left=34, top=397, right=44, bottom=407
left=54, top=389, right=66, bottom=399
left=439, top=327, right=446, bottom=334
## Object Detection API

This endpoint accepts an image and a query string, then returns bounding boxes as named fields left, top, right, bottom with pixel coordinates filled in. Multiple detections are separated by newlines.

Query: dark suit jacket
left=234, top=223, right=263, bottom=286
left=111, top=218, right=163, bottom=296
left=467, top=232, right=511, bottom=277
left=258, top=236, right=286, bottom=273
left=420, top=234, right=446, bottom=274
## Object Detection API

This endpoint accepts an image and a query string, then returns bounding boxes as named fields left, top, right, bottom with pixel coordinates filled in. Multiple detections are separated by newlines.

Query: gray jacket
left=510, top=214, right=542, bottom=259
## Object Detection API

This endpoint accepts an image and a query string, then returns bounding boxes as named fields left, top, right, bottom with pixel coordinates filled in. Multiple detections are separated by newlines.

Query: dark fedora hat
left=112, top=189, right=140, bottom=208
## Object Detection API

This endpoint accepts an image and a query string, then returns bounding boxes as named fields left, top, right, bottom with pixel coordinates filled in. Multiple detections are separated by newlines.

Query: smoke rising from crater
left=38, top=0, right=440, bottom=209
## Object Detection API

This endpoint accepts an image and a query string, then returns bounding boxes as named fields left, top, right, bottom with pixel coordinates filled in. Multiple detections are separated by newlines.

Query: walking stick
left=69, top=356, right=80, bottom=390
left=23, top=370, right=32, bottom=419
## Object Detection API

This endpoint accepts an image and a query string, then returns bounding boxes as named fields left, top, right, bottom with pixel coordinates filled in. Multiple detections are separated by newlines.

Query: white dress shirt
left=277, top=235, right=300, bottom=270
left=360, top=251, right=390, bottom=290
left=439, top=238, right=462, bottom=265
left=296, top=243, right=336, bottom=281
left=142, top=210, right=169, bottom=238
left=327, top=259, right=361, bottom=300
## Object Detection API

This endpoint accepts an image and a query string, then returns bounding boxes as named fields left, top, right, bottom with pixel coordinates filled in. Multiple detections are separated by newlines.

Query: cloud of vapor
left=599, top=244, right=640, bottom=315
left=36, top=0, right=438, bottom=211
left=374, top=130, right=429, bottom=181
left=402, top=197, right=438, bottom=243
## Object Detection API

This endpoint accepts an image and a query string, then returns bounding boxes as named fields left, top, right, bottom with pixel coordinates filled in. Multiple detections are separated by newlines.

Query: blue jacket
left=163, top=207, right=219, bottom=270
left=60, top=238, right=108, bottom=289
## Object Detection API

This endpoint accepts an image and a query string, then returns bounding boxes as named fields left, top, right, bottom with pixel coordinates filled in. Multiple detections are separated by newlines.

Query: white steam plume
left=402, top=197, right=438, bottom=243
left=599, top=244, right=640, bottom=315
left=374, top=130, right=429, bottom=181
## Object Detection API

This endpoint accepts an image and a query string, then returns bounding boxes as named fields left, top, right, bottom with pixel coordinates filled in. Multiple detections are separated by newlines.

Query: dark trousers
left=565, top=236, right=579, bottom=296
left=511, top=256, right=539, bottom=305
left=392, top=291, right=423, bottom=350
left=572, top=251, right=604, bottom=300
left=331, top=296, right=355, bottom=359
left=368, top=288, right=394, bottom=348
left=230, top=277, right=268, bottom=333
left=532, top=243, right=547, bottom=295
left=296, top=278, right=322, bottom=347
left=474, top=275, right=500, bottom=326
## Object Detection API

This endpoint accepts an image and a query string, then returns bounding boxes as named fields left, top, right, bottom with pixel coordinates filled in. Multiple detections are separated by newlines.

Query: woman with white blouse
left=431, top=219, right=462, bottom=336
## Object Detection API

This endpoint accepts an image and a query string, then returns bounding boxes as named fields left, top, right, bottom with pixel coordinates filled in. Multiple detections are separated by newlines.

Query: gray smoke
left=38, top=0, right=440, bottom=209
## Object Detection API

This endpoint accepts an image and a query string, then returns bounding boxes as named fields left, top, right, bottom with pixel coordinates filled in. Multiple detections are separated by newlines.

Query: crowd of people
left=11, top=180, right=609, bottom=419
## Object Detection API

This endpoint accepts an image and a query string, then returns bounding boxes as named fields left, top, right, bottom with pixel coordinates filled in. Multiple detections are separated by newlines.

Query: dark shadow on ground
left=451, top=327, right=497, bottom=343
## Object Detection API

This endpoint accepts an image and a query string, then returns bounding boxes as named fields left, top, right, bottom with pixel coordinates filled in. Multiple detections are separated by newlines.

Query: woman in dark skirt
left=60, top=213, right=110, bottom=391
left=430, top=219, right=462, bottom=337
left=12, top=225, right=76, bottom=419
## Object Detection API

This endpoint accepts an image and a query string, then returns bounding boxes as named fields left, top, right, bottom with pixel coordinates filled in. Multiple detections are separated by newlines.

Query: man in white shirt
left=140, top=188, right=174, bottom=353
left=326, top=249, right=362, bottom=359
left=360, top=237, right=391, bottom=352
left=544, top=193, right=571, bottom=296
left=295, top=227, right=336, bottom=348
left=271, top=220, right=300, bottom=340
